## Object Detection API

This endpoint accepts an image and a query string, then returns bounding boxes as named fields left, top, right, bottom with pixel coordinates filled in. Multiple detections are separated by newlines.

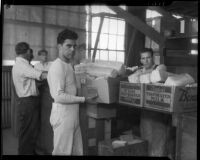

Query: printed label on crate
left=145, top=85, right=172, bottom=108
left=145, top=92, right=171, bottom=108
left=119, top=83, right=142, bottom=106
left=146, top=85, right=171, bottom=93
left=175, top=87, right=197, bottom=110
left=177, top=87, right=197, bottom=103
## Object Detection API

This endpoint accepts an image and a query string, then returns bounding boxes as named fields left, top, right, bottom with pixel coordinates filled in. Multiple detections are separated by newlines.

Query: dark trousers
left=35, top=81, right=53, bottom=155
left=17, top=96, right=40, bottom=155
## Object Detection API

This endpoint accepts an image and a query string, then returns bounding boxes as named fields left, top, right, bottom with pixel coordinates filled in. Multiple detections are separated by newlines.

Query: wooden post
left=92, top=16, right=104, bottom=62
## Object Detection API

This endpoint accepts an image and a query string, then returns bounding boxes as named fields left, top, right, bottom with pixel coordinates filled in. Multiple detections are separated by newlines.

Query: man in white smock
left=127, top=48, right=173, bottom=157
left=34, top=49, right=52, bottom=72
left=47, top=28, right=96, bottom=155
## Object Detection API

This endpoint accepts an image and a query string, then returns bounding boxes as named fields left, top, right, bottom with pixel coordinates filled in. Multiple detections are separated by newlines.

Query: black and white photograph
left=1, top=1, right=198, bottom=159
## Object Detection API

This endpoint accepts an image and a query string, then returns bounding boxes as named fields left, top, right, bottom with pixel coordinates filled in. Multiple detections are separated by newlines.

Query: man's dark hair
left=38, top=49, right=48, bottom=56
left=139, top=48, right=154, bottom=57
left=57, top=28, right=78, bottom=45
left=15, top=42, right=30, bottom=55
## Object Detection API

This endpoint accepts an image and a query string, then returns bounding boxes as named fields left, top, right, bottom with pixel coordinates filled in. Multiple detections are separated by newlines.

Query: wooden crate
left=86, top=116, right=112, bottom=155
left=144, top=84, right=197, bottom=113
left=175, top=112, right=197, bottom=160
left=86, top=103, right=116, bottom=119
left=119, top=81, right=144, bottom=107
left=98, top=138, right=148, bottom=156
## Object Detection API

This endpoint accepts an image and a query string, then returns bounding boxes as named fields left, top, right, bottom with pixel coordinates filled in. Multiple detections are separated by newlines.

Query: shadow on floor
left=2, top=128, right=18, bottom=155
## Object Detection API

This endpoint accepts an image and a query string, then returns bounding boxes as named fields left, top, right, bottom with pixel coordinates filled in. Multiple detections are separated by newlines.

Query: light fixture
left=190, top=50, right=198, bottom=55
left=191, top=38, right=198, bottom=44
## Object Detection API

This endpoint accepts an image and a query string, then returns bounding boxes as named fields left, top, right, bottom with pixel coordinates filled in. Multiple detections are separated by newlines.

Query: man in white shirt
left=127, top=48, right=171, bottom=157
left=47, top=29, right=96, bottom=155
left=34, top=49, right=52, bottom=72
left=34, top=50, right=53, bottom=155
left=12, top=42, right=47, bottom=155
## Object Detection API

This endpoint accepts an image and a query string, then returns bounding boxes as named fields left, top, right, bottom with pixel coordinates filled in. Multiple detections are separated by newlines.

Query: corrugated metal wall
left=2, top=66, right=12, bottom=128
left=3, top=5, right=87, bottom=62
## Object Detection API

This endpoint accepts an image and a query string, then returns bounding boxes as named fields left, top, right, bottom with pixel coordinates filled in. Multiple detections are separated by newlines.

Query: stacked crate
left=85, top=103, right=116, bottom=155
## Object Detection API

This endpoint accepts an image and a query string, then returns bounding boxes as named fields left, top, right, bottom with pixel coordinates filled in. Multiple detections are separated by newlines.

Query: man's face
left=58, top=39, right=76, bottom=62
left=39, top=52, right=48, bottom=63
left=26, top=49, right=34, bottom=62
left=140, top=51, right=153, bottom=69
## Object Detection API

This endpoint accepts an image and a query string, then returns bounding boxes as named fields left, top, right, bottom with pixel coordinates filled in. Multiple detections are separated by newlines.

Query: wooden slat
left=108, top=6, right=165, bottom=45
left=2, top=67, right=12, bottom=128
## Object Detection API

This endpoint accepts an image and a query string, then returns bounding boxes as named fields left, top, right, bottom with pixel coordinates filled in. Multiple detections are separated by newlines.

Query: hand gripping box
left=144, top=84, right=197, bottom=113
left=119, top=81, right=144, bottom=107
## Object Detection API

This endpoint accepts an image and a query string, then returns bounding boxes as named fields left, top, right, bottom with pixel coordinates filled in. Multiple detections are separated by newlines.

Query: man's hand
left=85, top=93, right=98, bottom=103
left=40, top=71, right=48, bottom=80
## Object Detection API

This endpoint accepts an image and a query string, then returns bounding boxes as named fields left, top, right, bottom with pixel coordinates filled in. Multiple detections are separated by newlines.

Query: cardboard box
left=119, top=81, right=144, bottom=107
left=144, top=84, right=197, bottom=113
left=90, top=77, right=120, bottom=104
left=86, top=103, right=116, bottom=119
left=76, top=73, right=120, bottom=104
left=98, top=138, right=148, bottom=156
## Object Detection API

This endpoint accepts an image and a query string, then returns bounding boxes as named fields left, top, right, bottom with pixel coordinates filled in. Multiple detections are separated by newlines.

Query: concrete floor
left=2, top=128, right=18, bottom=155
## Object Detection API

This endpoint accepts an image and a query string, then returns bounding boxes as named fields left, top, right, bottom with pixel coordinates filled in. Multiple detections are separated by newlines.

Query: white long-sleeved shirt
left=47, top=58, right=85, bottom=104
left=12, top=57, right=42, bottom=97
left=34, top=61, right=52, bottom=72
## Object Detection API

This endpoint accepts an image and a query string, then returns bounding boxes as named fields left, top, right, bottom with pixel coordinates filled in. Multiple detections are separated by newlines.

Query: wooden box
left=87, top=117, right=112, bottom=155
left=76, top=73, right=120, bottom=104
left=119, top=81, right=144, bottom=107
left=98, top=138, right=148, bottom=156
left=175, top=112, right=197, bottom=160
left=144, top=84, right=197, bottom=113
left=86, top=103, right=116, bottom=119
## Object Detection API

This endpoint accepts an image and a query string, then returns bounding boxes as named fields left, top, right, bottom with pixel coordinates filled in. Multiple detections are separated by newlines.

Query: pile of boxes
left=119, top=81, right=197, bottom=113
left=85, top=103, right=117, bottom=155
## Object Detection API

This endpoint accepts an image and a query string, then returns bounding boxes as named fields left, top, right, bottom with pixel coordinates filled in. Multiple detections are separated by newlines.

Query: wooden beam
left=92, top=16, right=104, bottom=62
left=125, top=29, right=137, bottom=66
left=92, top=12, right=123, bottom=19
left=108, top=6, right=165, bottom=45
left=148, top=6, right=178, bottom=21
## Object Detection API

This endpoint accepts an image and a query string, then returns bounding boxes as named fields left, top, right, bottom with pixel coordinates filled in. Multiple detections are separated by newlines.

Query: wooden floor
left=2, top=128, right=18, bottom=155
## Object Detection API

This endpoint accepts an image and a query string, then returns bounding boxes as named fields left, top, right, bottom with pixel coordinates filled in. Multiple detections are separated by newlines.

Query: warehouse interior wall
left=3, top=5, right=87, bottom=63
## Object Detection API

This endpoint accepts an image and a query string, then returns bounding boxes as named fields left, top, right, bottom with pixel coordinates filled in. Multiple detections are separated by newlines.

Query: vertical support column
left=92, top=16, right=104, bottom=62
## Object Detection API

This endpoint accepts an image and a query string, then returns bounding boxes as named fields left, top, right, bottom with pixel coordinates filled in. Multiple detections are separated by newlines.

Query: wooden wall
left=3, top=5, right=87, bottom=62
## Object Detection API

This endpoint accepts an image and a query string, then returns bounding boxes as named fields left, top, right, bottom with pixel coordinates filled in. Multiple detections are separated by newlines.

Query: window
left=145, top=9, right=162, bottom=51
left=86, top=5, right=126, bottom=63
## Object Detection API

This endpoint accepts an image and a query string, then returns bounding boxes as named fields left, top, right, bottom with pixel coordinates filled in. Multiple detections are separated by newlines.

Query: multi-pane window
left=86, top=5, right=126, bottom=63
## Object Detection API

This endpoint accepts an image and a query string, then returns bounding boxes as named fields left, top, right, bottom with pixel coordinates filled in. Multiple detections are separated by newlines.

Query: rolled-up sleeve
left=22, top=64, right=42, bottom=80
left=48, top=62, right=85, bottom=104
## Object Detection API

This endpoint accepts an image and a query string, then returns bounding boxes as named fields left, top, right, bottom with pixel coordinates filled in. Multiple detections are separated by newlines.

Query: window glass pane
left=102, top=18, right=109, bottom=34
left=117, top=20, right=125, bottom=35
left=92, top=17, right=100, bottom=32
left=91, top=49, right=100, bottom=60
left=108, top=35, right=117, bottom=50
left=92, top=32, right=97, bottom=48
left=109, top=51, right=117, bottom=61
left=99, top=34, right=108, bottom=49
left=117, top=51, right=124, bottom=62
left=95, top=50, right=100, bottom=60
left=146, top=9, right=162, bottom=19
left=109, top=19, right=118, bottom=34
left=100, top=50, right=108, bottom=61
left=117, top=36, right=124, bottom=50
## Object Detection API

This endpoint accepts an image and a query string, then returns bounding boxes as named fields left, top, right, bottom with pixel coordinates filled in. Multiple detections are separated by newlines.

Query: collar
left=16, top=57, right=29, bottom=65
